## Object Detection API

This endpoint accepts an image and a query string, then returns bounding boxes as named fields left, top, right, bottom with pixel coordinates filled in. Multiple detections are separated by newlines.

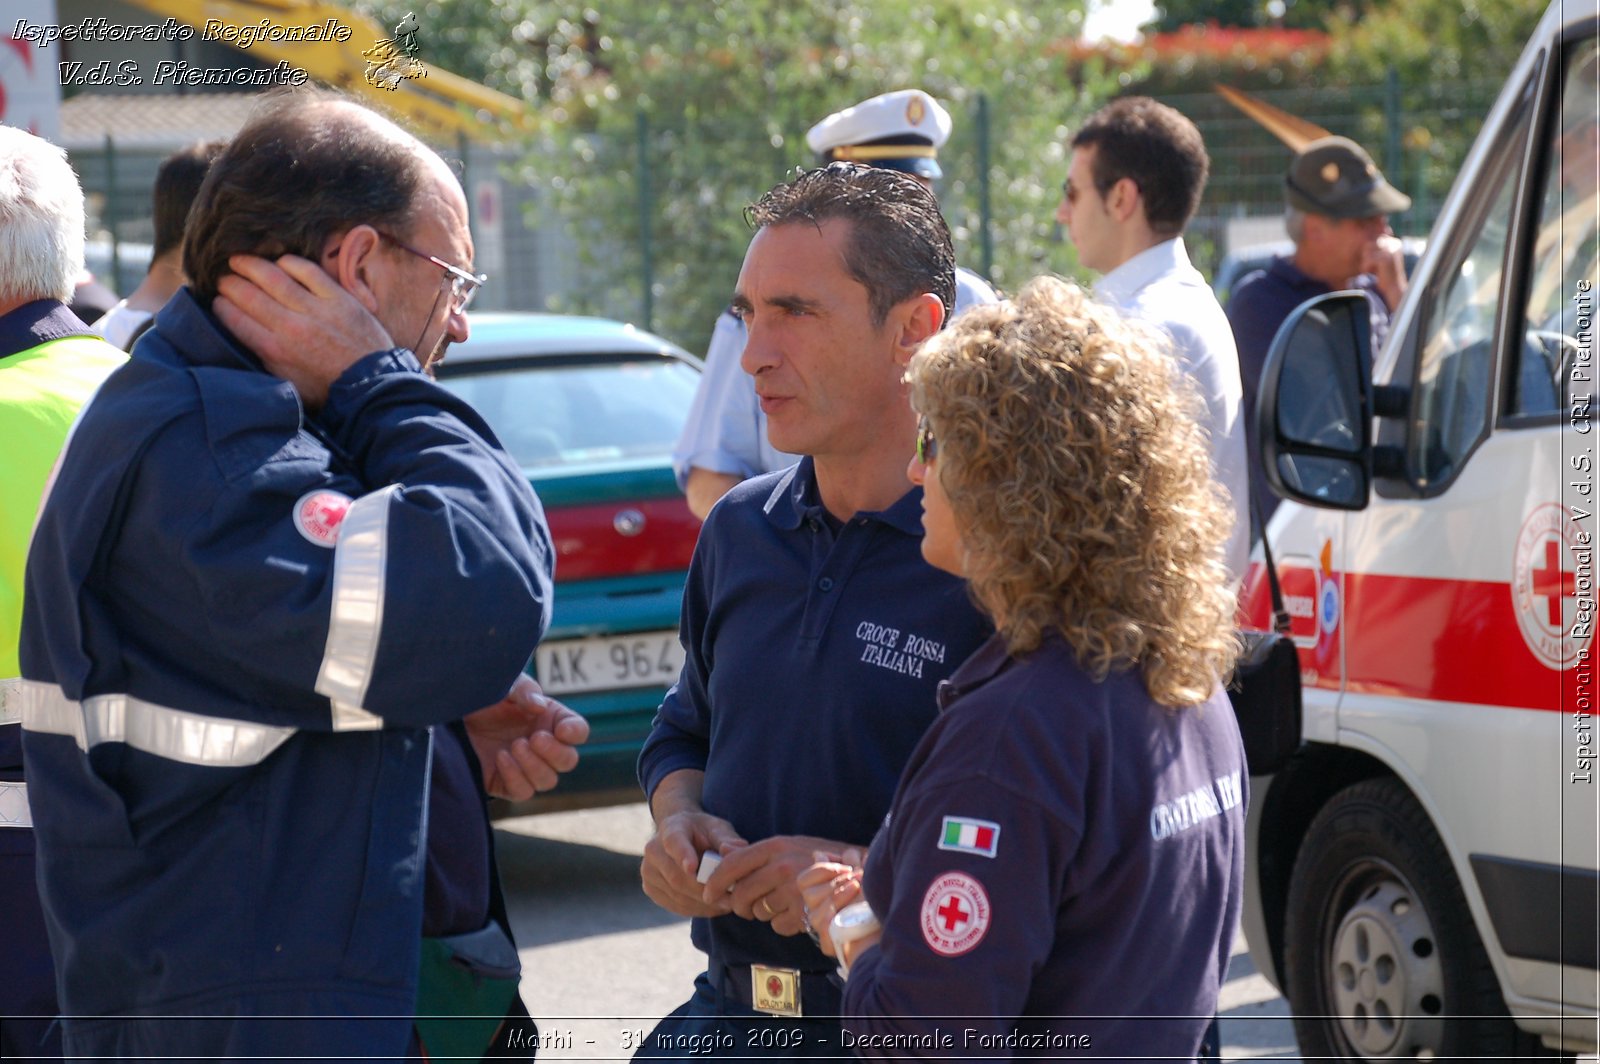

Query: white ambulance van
left=1243, top=0, right=1599, bottom=1056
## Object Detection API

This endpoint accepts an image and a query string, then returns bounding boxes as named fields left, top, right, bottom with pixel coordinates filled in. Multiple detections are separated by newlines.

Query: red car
left=435, top=312, right=703, bottom=811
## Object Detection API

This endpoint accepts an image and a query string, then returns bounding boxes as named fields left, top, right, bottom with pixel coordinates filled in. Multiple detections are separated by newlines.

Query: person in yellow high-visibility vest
left=0, top=125, right=126, bottom=1063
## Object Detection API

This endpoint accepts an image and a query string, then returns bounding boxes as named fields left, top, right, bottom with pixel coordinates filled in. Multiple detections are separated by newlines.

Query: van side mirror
left=1257, top=292, right=1374, bottom=511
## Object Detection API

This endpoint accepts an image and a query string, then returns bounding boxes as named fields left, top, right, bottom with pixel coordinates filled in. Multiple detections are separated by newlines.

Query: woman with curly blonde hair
left=800, top=276, right=1247, bottom=1058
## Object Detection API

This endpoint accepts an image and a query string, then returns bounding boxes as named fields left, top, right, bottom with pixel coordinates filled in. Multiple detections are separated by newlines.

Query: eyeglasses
left=380, top=232, right=486, bottom=314
left=915, top=415, right=938, bottom=464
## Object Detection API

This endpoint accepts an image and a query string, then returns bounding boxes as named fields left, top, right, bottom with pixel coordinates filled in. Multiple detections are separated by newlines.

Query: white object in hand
left=829, top=900, right=883, bottom=978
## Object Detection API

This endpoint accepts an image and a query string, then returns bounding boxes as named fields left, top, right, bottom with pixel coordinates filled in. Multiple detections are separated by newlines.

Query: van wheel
left=1284, top=778, right=1559, bottom=1059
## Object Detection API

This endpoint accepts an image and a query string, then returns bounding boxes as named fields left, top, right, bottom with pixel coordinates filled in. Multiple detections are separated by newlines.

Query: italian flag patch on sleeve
left=938, top=816, right=1000, bottom=858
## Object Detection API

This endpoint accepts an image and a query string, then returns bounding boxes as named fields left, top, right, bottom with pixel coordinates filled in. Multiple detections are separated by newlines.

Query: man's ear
left=321, top=226, right=385, bottom=315
left=894, top=292, right=946, bottom=366
left=1107, top=176, right=1141, bottom=224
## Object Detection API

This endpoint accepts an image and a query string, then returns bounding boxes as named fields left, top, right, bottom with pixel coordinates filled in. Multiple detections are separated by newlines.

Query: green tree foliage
left=347, top=0, right=556, bottom=101
left=1115, top=0, right=1547, bottom=260
left=1316, top=0, right=1546, bottom=225
left=1118, top=24, right=1332, bottom=98
left=1145, top=0, right=1273, bottom=32
left=1143, top=0, right=1372, bottom=33
left=1322, top=0, right=1543, bottom=85
left=357, top=1, right=1117, bottom=354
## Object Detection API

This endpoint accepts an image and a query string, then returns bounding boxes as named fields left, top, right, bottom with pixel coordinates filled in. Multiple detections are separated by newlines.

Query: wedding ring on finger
left=760, top=896, right=776, bottom=919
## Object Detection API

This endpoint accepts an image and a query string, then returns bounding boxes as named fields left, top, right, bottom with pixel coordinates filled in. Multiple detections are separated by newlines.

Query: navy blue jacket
left=844, top=634, right=1247, bottom=1059
left=639, top=460, right=992, bottom=974
left=18, top=291, right=552, bottom=1058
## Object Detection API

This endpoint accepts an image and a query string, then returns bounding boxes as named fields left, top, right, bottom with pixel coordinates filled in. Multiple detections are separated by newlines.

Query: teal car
left=435, top=313, right=703, bottom=812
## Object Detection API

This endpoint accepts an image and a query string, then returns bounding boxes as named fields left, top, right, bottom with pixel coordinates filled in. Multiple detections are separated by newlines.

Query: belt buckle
left=750, top=964, right=803, bottom=1018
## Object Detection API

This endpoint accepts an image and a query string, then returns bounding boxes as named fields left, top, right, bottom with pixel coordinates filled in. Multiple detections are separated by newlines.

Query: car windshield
left=437, top=356, right=699, bottom=470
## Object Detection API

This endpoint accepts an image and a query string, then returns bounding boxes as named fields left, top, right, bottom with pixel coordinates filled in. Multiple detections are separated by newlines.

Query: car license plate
left=535, top=630, right=686, bottom=696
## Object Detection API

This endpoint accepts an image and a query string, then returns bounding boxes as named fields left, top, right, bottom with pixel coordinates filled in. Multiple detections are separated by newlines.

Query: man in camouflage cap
left=1226, top=135, right=1412, bottom=522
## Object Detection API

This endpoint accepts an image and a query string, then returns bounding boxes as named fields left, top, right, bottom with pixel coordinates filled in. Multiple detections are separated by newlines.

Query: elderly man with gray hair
left=0, top=125, right=128, bottom=1064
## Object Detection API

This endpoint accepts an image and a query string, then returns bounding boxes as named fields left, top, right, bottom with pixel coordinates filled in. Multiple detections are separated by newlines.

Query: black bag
left=1227, top=500, right=1303, bottom=776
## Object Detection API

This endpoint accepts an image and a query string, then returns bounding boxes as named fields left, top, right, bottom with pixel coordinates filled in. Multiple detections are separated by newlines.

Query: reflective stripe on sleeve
left=0, top=781, right=32, bottom=828
left=314, top=484, right=397, bottom=731
left=1, top=677, right=20, bottom=725
left=19, top=680, right=296, bottom=767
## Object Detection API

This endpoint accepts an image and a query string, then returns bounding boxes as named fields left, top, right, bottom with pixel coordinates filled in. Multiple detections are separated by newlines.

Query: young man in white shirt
left=1057, top=97, right=1249, bottom=583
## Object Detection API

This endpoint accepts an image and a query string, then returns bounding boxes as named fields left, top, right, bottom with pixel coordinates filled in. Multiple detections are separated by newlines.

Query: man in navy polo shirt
left=672, top=89, right=999, bottom=521
left=636, top=163, right=992, bottom=1057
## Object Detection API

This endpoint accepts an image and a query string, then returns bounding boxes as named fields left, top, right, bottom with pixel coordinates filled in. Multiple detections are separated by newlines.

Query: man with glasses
left=349, top=229, right=488, bottom=355
left=18, top=91, right=582, bottom=1059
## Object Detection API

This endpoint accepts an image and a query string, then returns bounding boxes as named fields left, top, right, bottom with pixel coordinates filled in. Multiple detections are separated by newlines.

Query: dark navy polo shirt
left=1227, top=256, right=1390, bottom=522
left=845, top=633, right=1247, bottom=1058
left=638, top=457, right=992, bottom=972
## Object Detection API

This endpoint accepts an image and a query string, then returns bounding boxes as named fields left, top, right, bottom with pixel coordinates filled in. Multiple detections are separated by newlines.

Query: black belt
left=708, top=958, right=842, bottom=1018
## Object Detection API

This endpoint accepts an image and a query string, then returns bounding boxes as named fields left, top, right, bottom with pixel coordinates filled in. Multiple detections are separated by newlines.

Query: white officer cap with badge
left=806, top=89, right=954, bottom=180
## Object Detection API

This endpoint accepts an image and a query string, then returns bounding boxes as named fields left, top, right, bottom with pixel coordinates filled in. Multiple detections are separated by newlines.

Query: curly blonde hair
left=906, top=275, right=1239, bottom=708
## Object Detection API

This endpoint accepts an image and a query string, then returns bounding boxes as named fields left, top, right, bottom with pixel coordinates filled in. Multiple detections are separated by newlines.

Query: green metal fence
left=1154, top=76, right=1507, bottom=274
left=514, top=74, right=1506, bottom=352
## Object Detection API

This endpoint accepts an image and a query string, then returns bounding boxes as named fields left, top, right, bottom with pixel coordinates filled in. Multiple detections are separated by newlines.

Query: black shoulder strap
left=1252, top=497, right=1291, bottom=636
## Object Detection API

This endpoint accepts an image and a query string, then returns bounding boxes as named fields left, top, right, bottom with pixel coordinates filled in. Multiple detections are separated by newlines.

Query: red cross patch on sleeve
left=920, top=871, right=991, bottom=956
left=293, top=489, right=353, bottom=548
